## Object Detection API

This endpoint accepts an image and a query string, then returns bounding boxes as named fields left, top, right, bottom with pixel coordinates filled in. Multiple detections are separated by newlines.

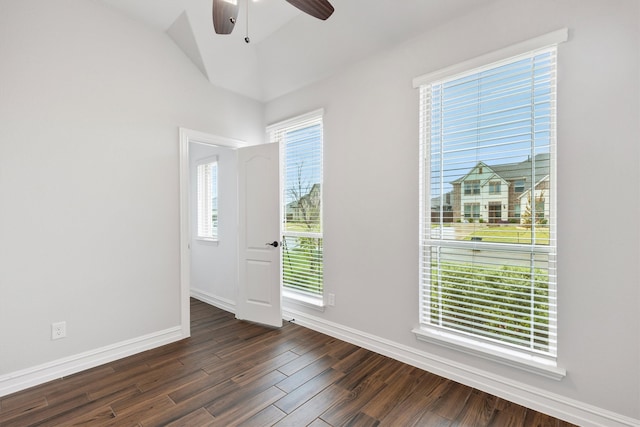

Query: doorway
left=178, top=128, right=247, bottom=338
left=488, top=202, right=502, bottom=224
left=178, top=128, right=282, bottom=336
left=189, top=142, right=239, bottom=312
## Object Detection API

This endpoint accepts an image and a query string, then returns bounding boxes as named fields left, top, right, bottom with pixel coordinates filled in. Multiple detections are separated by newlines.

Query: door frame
left=178, top=127, right=247, bottom=338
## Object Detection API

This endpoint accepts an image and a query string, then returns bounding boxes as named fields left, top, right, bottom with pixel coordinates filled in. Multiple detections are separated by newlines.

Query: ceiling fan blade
left=212, top=0, right=239, bottom=34
left=285, top=0, right=334, bottom=21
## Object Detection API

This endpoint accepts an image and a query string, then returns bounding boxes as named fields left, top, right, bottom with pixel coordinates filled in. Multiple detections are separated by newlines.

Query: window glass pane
left=283, top=124, right=322, bottom=233
left=196, top=160, right=218, bottom=239
left=420, top=47, right=557, bottom=358
left=282, top=236, right=323, bottom=295
left=269, top=113, right=324, bottom=297
left=429, top=246, right=554, bottom=353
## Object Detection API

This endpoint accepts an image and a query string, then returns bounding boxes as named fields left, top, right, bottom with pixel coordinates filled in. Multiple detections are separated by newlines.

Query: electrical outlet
left=52, top=321, right=66, bottom=340
left=328, top=293, right=335, bottom=306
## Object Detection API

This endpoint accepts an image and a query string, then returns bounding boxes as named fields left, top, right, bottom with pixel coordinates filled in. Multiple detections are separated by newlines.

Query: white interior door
left=237, top=142, right=282, bottom=327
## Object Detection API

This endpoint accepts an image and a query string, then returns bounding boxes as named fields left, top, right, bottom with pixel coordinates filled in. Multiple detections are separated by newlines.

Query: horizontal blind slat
left=419, top=47, right=558, bottom=358
left=272, top=113, right=324, bottom=297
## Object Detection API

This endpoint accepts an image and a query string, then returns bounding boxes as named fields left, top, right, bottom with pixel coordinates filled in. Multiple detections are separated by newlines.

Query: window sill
left=412, top=327, right=566, bottom=381
left=283, top=289, right=325, bottom=312
left=195, top=237, right=219, bottom=246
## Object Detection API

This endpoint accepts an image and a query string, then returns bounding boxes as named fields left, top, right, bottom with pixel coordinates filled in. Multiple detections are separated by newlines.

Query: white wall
left=266, top=0, right=640, bottom=423
left=2, top=0, right=638, bottom=423
left=189, top=142, right=238, bottom=309
left=0, top=0, right=263, bottom=380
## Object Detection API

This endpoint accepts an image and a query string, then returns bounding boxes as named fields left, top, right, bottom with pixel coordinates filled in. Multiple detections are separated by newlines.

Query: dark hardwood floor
left=0, top=299, right=577, bottom=426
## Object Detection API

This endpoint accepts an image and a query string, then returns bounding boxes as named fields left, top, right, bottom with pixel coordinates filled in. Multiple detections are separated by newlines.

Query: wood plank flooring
left=0, top=299, right=577, bottom=426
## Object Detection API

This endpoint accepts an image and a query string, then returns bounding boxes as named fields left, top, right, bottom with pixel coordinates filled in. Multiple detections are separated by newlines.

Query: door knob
left=266, top=241, right=280, bottom=248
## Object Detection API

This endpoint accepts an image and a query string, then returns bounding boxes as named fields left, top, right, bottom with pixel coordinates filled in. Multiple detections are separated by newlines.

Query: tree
left=287, top=162, right=321, bottom=231
left=283, top=162, right=323, bottom=293
left=521, top=190, right=545, bottom=227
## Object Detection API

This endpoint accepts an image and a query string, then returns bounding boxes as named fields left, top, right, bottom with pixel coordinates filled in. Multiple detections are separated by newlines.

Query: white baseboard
left=191, top=288, right=236, bottom=314
left=283, top=307, right=640, bottom=427
left=0, top=326, right=184, bottom=398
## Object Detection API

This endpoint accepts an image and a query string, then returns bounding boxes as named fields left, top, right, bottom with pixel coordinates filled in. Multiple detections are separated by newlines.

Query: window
left=464, top=180, right=480, bottom=195
left=415, top=30, right=566, bottom=376
left=464, top=203, right=480, bottom=219
left=267, top=110, right=324, bottom=302
left=196, top=157, right=218, bottom=240
left=514, top=179, right=525, bottom=193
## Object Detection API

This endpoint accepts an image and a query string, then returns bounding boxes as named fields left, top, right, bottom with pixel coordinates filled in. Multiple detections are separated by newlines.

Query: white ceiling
left=97, top=0, right=498, bottom=102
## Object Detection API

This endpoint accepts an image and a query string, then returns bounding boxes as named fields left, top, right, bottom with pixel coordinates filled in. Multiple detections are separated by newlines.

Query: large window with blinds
left=267, top=110, right=323, bottom=301
left=415, top=33, right=566, bottom=374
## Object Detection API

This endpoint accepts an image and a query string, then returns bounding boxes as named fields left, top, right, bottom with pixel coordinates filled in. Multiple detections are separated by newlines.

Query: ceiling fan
left=212, top=0, right=334, bottom=41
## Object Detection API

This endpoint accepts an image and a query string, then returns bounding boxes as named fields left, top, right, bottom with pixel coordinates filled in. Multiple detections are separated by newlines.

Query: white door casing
left=237, top=142, right=282, bottom=327
left=179, top=128, right=247, bottom=337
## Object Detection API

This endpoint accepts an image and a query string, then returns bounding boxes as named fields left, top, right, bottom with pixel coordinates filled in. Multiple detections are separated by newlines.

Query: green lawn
left=464, top=226, right=550, bottom=245
left=285, top=222, right=321, bottom=233
left=282, top=236, right=323, bottom=295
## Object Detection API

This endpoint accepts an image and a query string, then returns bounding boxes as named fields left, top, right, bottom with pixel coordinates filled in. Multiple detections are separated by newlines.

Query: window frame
left=489, top=181, right=502, bottom=195
left=267, top=109, right=325, bottom=309
left=464, top=203, right=480, bottom=219
left=464, top=180, right=481, bottom=195
left=195, top=155, right=219, bottom=242
left=413, top=29, right=567, bottom=380
left=514, top=204, right=521, bottom=219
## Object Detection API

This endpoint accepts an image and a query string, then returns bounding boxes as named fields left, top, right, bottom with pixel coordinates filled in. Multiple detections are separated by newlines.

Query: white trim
left=282, top=307, right=639, bottom=427
left=413, top=28, right=569, bottom=87
left=266, top=108, right=324, bottom=133
left=179, top=129, right=191, bottom=338
left=180, top=128, right=248, bottom=148
left=194, top=237, right=219, bottom=245
left=178, top=127, right=248, bottom=339
left=0, top=327, right=183, bottom=398
left=283, top=289, right=325, bottom=312
left=195, top=154, right=220, bottom=167
left=191, top=289, right=237, bottom=314
left=413, top=327, right=565, bottom=381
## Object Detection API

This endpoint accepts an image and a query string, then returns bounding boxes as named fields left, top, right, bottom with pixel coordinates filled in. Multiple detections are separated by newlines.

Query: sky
left=428, top=51, right=554, bottom=195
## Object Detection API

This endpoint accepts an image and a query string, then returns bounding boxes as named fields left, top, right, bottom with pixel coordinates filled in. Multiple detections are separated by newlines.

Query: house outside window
left=267, top=110, right=324, bottom=304
left=415, top=30, right=566, bottom=377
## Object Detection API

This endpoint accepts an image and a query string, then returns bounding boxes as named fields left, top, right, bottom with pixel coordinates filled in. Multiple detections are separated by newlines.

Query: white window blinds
left=196, top=158, right=218, bottom=240
left=418, top=46, right=559, bottom=363
left=267, top=110, right=324, bottom=297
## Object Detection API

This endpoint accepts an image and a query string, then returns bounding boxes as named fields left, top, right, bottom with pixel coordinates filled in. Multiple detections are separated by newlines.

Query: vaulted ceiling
left=97, top=0, right=498, bottom=102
